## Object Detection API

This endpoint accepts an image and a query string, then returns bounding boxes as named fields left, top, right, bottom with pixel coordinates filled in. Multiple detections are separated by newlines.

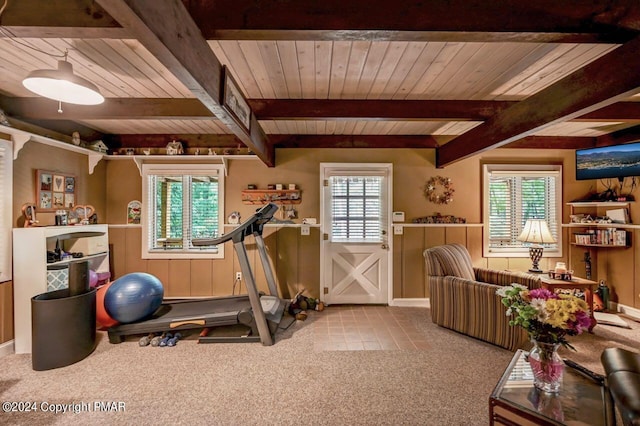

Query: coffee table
left=539, top=275, right=598, bottom=332
left=490, top=349, right=614, bottom=425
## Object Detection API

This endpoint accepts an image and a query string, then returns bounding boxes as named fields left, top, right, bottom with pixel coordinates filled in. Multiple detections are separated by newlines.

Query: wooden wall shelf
left=241, top=189, right=301, bottom=205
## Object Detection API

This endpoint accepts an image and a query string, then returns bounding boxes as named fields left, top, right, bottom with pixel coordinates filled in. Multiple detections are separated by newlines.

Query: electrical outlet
left=235, top=272, right=242, bottom=281
left=301, top=225, right=310, bottom=236
left=394, top=225, right=403, bottom=235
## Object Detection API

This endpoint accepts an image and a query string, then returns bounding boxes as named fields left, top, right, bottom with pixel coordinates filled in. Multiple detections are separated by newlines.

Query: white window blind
left=142, top=164, right=224, bottom=259
left=330, top=176, right=383, bottom=242
left=483, top=165, right=562, bottom=256
left=0, top=140, right=12, bottom=282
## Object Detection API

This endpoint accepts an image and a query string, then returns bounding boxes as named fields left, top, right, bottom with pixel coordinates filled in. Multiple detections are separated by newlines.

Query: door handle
left=381, top=244, right=388, bottom=249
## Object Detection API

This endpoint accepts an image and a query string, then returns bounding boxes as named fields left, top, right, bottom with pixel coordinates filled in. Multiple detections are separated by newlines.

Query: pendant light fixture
left=22, top=51, right=104, bottom=105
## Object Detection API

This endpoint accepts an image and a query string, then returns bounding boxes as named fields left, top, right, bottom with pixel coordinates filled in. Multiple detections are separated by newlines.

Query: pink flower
left=571, top=310, right=592, bottom=333
left=528, top=288, right=558, bottom=300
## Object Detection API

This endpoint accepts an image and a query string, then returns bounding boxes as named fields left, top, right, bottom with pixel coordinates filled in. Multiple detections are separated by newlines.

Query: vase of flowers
left=497, top=284, right=592, bottom=393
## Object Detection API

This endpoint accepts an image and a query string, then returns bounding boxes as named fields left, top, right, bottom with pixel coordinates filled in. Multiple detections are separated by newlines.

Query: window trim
left=141, top=163, right=225, bottom=260
left=482, top=163, right=562, bottom=258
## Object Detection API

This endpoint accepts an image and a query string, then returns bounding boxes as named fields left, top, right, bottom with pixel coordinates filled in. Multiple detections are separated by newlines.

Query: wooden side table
left=539, top=275, right=598, bottom=332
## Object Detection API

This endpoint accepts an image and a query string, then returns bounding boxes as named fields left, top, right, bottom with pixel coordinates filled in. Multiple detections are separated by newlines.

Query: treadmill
left=106, top=203, right=285, bottom=346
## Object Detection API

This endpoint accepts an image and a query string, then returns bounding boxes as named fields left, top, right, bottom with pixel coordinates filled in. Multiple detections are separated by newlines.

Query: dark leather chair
left=601, top=347, right=640, bottom=426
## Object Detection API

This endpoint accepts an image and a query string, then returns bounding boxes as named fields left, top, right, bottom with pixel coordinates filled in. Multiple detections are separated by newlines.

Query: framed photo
left=36, top=169, right=76, bottom=212
left=221, top=65, right=251, bottom=134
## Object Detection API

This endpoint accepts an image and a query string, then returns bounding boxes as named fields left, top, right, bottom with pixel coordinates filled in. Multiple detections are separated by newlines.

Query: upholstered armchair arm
left=428, top=275, right=529, bottom=351
left=474, top=268, right=541, bottom=289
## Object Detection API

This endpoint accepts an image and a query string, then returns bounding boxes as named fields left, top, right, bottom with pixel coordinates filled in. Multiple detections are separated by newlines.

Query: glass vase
left=528, top=340, right=564, bottom=393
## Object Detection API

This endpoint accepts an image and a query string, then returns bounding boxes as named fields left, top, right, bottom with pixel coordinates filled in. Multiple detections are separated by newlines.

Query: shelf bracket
left=222, top=156, right=228, bottom=176
left=133, top=156, right=143, bottom=175
left=88, top=153, right=104, bottom=174
left=12, top=133, right=31, bottom=160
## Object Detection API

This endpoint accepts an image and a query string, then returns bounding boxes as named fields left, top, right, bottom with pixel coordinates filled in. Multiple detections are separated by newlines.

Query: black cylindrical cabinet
left=31, top=287, right=96, bottom=371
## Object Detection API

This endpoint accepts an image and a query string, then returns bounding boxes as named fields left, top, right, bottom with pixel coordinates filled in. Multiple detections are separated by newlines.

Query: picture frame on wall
left=36, top=169, right=76, bottom=212
left=220, top=65, right=251, bottom=134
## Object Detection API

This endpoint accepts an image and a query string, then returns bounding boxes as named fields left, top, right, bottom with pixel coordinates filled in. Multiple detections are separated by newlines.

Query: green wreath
left=425, top=176, right=454, bottom=204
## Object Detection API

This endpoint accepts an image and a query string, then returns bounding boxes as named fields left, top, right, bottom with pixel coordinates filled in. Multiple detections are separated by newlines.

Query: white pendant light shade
left=22, top=60, right=104, bottom=105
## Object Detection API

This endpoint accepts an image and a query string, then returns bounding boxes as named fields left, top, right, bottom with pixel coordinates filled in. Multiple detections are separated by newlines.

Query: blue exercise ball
left=104, top=273, right=164, bottom=324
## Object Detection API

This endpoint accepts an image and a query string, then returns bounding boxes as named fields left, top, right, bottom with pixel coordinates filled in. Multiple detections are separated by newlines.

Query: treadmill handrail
left=192, top=203, right=278, bottom=246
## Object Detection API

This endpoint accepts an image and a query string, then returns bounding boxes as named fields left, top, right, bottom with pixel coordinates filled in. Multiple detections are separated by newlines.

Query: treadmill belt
left=107, top=295, right=253, bottom=342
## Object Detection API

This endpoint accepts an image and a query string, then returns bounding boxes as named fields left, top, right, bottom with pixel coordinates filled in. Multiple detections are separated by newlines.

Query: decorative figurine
left=166, top=140, right=184, bottom=155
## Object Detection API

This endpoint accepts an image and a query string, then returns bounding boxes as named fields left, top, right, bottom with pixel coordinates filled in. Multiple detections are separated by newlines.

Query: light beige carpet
left=0, top=307, right=637, bottom=425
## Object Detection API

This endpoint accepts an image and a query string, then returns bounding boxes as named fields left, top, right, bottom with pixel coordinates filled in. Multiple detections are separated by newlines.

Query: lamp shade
left=22, top=60, right=104, bottom=105
left=517, top=219, right=556, bottom=244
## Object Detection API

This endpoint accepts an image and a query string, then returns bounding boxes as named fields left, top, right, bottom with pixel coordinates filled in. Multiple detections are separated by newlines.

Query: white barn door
left=320, top=163, right=392, bottom=305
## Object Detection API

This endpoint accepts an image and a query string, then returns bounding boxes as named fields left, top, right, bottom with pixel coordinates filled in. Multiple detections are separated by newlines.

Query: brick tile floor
left=312, top=305, right=430, bottom=351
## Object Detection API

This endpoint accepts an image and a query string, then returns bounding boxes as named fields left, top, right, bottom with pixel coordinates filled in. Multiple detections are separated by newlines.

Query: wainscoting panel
left=168, top=260, right=191, bottom=296
left=190, top=260, right=213, bottom=296
left=402, top=227, right=427, bottom=299
left=108, top=225, right=322, bottom=300
left=0, top=281, right=13, bottom=342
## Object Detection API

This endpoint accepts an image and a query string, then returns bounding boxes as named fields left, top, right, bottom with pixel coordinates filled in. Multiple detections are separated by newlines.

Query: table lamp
left=517, top=219, right=556, bottom=273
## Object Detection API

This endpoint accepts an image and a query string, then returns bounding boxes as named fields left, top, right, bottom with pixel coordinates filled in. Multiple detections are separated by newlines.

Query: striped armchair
left=424, top=243, right=541, bottom=351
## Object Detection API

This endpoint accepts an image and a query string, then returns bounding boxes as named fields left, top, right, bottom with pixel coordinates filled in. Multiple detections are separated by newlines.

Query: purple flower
left=528, top=288, right=558, bottom=300
left=571, top=310, right=592, bottom=333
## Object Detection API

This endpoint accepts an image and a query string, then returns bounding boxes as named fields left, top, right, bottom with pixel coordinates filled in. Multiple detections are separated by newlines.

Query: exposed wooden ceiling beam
left=436, top=36, right=640, bottom=167
left=187, top=0, right=640, bottom=43
left=505, top=136, right=596, bottom=149
left=6, top=96, right=640, bottom=124
left=595, top=123, right=640, bottom=146
left=273, top=135, right=439, bottom=149
left=576, top=102, right=640, bottom=121
left=2, top=0, right=640, bottom=42
left=95, top=0, right=274, bottom=166
left=0, top=96, right=214, bottom=120
left=0, top=94, right=634, bottom=122
left=0, top=0, right=126, bottom=39
left=249, top=99, right=511, bottom=121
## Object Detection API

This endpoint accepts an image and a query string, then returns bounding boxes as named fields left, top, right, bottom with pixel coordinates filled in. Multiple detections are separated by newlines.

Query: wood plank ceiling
left=1, top=0, right=640, bottom=167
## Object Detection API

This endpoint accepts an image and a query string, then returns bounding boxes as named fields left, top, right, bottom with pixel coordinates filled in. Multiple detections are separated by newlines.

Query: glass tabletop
left=491, top=349, right=613, bottom=425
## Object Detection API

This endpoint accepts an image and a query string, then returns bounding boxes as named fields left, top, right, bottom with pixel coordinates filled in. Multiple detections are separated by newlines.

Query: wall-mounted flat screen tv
left=575, top=141, right=640, bottom=181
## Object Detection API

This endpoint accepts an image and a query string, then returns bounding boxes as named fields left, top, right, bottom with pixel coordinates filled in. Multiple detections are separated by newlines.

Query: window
left=482, top=164, right=562, bottom=257
left=329, top=175, right=383, bottom=243
left=142, top=164, right=224, bottom=259
left=0, top=139, right=12, bottom=282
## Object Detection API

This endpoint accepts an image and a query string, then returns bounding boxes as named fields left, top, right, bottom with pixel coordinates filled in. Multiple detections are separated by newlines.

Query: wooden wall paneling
left=423, top=227, right=445, bottom=298
left=190, top=260, right=213, bottom=296
left=239, top=238, right=261, bottom=294
left=401, top=227, right=425, bottom=299
left=124, top=226, right=147, bottom=274
left=167, top=260, right=191, bottom=297
left=424, top=227, right=446, bottom=248
left=634, top=231, right=640, bottom=309
left=466, top=226, right=486, bottom=268
left=393, top=234, right=403, bottom=299
left=508, top=257, right=534, bottom=272
left=108, top=227, right=127, bottom=280
left=260, top=228, right=281, bottom=296
left=444, top=226, right=466, bottom=246
left=487, top=257, right=509, bottom=271
left=147, top=260, right=170, bottom=294
left=211, top=255, right=235, bottom=297
left=0, top=281, right=13, bottom=342
left=276, top=227, right=300, bottom=300
left=606, top=244, right=635, bottom=308
left=298, top=228, right=320, bottom=300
